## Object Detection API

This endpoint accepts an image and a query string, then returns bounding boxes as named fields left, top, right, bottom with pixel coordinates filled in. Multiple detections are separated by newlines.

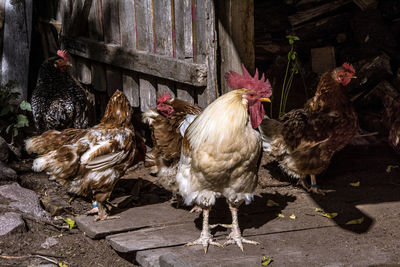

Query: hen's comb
left=57, top=50, right=69, bottom=61
left=225, top=64, right=272, bottom=97
left=342, top=62, right=355, bottom=74
left=157, top=93, right=172, bottom=104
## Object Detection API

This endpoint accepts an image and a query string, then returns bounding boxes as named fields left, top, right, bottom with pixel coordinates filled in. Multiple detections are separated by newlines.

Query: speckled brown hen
left=259, top=63, right=358, bottom=194
left=176, top=65, right=272, bottom=252
left=25, top=90, right=141, bottom=220
left=142, top=94, right=202, bottom=193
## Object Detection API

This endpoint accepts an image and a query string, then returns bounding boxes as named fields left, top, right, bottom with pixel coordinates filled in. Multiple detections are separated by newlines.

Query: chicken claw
left=223, top=231, right=259, bottom=251
left=186, top=207, right=222, bottom=253
left=185, top=233, right=223, bottom=253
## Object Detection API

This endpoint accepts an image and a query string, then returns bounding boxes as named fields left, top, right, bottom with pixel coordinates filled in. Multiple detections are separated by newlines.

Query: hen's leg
left=307, top=175, right=334, bottom=195
left=94, top=201, right=120, bottom=221
left=185, top=207, right=222, bottom=253
left=223, top=203, right=259, bottom=251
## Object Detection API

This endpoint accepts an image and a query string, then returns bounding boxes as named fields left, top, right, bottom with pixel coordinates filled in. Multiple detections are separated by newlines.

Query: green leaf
left=64, top=218, right=76, bottom=229
left=291, top=52, right=297, bottom=60
left=16, top=114, right=29, bottom=128
left=288, top=39, right=294, bottom=45
left=19, top=100, right=32, bottom=111
left=13, top=127, right=18, bottom=137
left=261, top=256, right=273, bottom=266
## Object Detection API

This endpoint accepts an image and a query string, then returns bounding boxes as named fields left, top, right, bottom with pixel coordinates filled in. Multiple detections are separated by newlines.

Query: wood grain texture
left=75, top=57, right=92, bottom=84
left=217, top=0, right=254, bottom=94
left=139, top=74, right=157, bottom=111
left=106, top=66, right=122, bottom=96
left=153, top=0, right=173, bottom=56
left=157, top=78, right=175, bottom=98
left=176, top=82, right=195, bottom=104
left=1, top=0, right=32, bottom=99
left=88, top=0, right=103, bottom=41
left=122, top=71, right=140, bottom=107
left=135, top=0, right=153, bottom=52
left=119, top=0, right=136, bottom=49
left=63, top=37, right=207, bottom=86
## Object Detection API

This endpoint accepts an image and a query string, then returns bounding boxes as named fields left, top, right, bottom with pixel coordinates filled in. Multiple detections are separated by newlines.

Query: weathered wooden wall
left=38, top=0, right=218, bottom=111
left=0, top=0, right=32, bottom=100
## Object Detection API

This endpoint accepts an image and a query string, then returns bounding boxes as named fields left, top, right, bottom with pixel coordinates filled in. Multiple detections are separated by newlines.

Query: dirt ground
left=0, top=139, right=399, bottom=266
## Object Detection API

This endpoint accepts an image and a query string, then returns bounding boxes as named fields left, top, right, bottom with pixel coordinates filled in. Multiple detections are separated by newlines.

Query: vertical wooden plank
left=91, top=63, right=107, bottom=92
left=60, top=0, right=72, bottom=43
left=139, top=74, right=157, bottom=112
left=102, top=0, right=122, bottom=96
left=157, top=78, right=175, bottom=98
left=119, top=0, right=139, bottom=107
left=119, top=0, right=136, bottom=49
left=75, top=58, right=92, bottom=84
left=87, top=0, right=106, bottom=92
left=153, top=0, right=172, bottom=56
left=217, top=0, right=254, bottom=94
left=174, top=0, right=193, bottom=60
left=106, top=66, right=123, bottom=96
left=176, top=82, right=195, bottom=104
left=135, top=0, right=153, bottom=52
left=102, top=0, right=120, bottom=45
left=0, top=0, right=32, bottom=100
left=194, top=0, right=217, bottom=108
left=123, top=71, right=140, bottom=107
left=193, top=0, right=206, bottom=63
left=88, top=0, right=103, bottom=41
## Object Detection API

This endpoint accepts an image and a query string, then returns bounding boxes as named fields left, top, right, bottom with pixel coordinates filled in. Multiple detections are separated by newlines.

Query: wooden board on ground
left=75, top=202, right=197, bottom=239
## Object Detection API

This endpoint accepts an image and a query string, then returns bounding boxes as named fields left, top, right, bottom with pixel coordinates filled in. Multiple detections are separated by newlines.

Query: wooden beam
left=62, top=37, right=207, bottom=86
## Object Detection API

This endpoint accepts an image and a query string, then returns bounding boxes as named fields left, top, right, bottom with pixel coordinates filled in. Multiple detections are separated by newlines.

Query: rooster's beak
left=66, top=61, right=73, bottom=67
left=260, top=98, right=271, bottom=103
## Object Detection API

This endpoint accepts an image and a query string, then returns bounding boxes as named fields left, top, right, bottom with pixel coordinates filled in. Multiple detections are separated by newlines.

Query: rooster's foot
left=189, top=205, right=203, bottom=213
left=185, top=234, right=223, bottom=253
left=223, top=231, right=259, bottom=251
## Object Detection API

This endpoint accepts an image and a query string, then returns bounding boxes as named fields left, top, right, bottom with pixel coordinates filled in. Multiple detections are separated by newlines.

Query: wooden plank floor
left=74, top=144, right=400, bottom=266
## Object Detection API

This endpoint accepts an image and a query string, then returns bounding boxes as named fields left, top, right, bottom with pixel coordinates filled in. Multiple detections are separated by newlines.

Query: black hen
left=31, top=50, right=95, bottom=133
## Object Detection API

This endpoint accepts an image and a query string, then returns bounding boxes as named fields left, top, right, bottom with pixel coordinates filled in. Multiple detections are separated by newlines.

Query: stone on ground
left=0, top=161, right=17, bottom=181
left=0, top=212, right=26, bottom=235
left=0, top=182, right=49, bottom=218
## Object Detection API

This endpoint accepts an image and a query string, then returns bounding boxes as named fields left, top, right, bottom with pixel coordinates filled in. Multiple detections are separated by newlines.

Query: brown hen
left=26, top=90, right=142, bottom=220
left=259, top=63, right=358, bottom=194
left=142, top=94, right=202, bottom=193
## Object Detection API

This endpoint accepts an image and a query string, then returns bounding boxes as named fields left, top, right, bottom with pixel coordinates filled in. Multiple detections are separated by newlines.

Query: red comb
left=342, top=62, right=355, bottom=74
left=225, top=64, right=272, bottom=98
left=157, top=93, right=171, bottom=104
left=57, top=50, right=69, bottom=61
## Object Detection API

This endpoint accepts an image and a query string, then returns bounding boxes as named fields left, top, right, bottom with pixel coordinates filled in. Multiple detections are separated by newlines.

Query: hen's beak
left=66, top=61, right=73, bottom=67
left=351, top=75, right=357, bottom=79
left=260, top=97, right=271, bottom=103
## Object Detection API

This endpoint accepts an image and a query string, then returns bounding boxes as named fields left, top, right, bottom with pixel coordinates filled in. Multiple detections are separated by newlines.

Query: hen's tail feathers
left=142, top=109, right=159, bottom=126
left=179, top=114, right=198, bottom=137
left=258, top=116, right=282, bottom=153
left=25, top=134, right=53, bottom=155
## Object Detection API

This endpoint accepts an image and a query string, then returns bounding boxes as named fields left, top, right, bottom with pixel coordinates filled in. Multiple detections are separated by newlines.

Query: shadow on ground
left=262, top=142, right=400, bottom=234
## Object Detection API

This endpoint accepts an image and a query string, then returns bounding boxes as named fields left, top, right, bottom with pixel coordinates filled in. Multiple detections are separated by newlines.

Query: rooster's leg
left=185, top=207, right=222, bottom=253
left=223, top=203, right=259, bottom=251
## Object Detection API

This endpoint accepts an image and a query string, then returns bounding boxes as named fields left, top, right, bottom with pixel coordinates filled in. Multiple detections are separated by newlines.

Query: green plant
left=278, top=35, right=300, bottom=117
left=0, top=81, right=32, bottom=145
